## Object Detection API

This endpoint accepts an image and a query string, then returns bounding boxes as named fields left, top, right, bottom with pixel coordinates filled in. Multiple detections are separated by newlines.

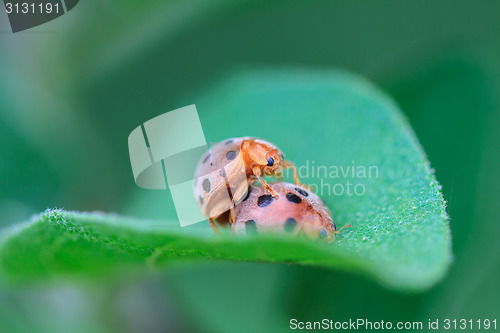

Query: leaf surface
left=0, top=70, right=451, bottom=290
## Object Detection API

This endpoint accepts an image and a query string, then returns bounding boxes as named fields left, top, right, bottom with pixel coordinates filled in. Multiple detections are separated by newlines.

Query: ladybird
left=193, top=137, right=304, bottom=231
left=231, top=182, right=350, bottom=243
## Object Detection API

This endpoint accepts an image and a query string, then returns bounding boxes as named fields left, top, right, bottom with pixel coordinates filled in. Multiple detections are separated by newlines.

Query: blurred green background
left=0, top=1, right=499, bottom=332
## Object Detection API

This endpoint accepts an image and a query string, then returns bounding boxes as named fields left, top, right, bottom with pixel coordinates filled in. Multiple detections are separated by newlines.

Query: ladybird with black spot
left=193, top=137, right=309, bottom=233
left=232, top=182, right=350, bottom=243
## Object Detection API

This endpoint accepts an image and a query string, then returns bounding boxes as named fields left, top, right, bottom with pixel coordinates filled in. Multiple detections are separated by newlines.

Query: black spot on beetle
left=202, top=179, right=211, bottom=192
left=226, top=150, right=237, bottom=160
left=295, top=187, right=309, bottom=197
left=320, top=229, right=327, bottom=239
left=245, top=220, right=257, bottom=233
left=203, top=153, right=211, bottom=164
left=284, top=218, right=297, bottom=232
left=225, top=140, right=234, bottom=145
left=332, top=221, right=337, bottom=231
left=286, top=193, right=302, bottom=204
left=199, top=196, right=204, bottom=205
left=257, top=194, right=274, bottom=207
left=242, top=188, right=252, bottom=202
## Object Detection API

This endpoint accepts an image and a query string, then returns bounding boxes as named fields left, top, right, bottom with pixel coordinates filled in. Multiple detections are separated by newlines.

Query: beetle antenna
left=333, top=224, right=351, bottom=234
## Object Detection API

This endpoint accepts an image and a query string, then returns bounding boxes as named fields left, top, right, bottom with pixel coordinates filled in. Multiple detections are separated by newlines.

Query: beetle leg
left=259, top=177, right=279, bottom=198
left=280, top=160, right=301, bottom=185
left=281, top=160, right=315, bottom=192
left=252, top=166, right=278, bottom=198
left=333, top=224, right=352, bottom=234
left=229, top=199, right=236, bottom=223
left=209, top=218, right=221, bottom=236
left=294, top=222, right=304, bottom=236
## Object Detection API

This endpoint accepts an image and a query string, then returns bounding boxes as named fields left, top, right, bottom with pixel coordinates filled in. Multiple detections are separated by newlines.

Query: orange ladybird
left=193, top=137, right=304, bottom=231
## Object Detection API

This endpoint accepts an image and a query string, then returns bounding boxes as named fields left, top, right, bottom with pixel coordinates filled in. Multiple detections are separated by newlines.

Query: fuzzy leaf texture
left=0, top=69, right=451, bottom=291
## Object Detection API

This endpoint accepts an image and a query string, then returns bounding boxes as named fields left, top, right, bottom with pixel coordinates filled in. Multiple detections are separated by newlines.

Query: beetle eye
left=281, top=154, right=284, bottom=159
left=267, top=157, right=274, bottom=167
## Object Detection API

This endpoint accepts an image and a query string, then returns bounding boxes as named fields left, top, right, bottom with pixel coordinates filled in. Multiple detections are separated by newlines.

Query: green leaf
left=0, top=69, right=451, bottom=290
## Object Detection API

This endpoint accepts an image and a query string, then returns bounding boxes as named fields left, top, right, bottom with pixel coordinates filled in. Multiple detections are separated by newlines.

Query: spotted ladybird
left=231, top=182, right=350, bottom=243
left=193, top=137, right=304, bottom=231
